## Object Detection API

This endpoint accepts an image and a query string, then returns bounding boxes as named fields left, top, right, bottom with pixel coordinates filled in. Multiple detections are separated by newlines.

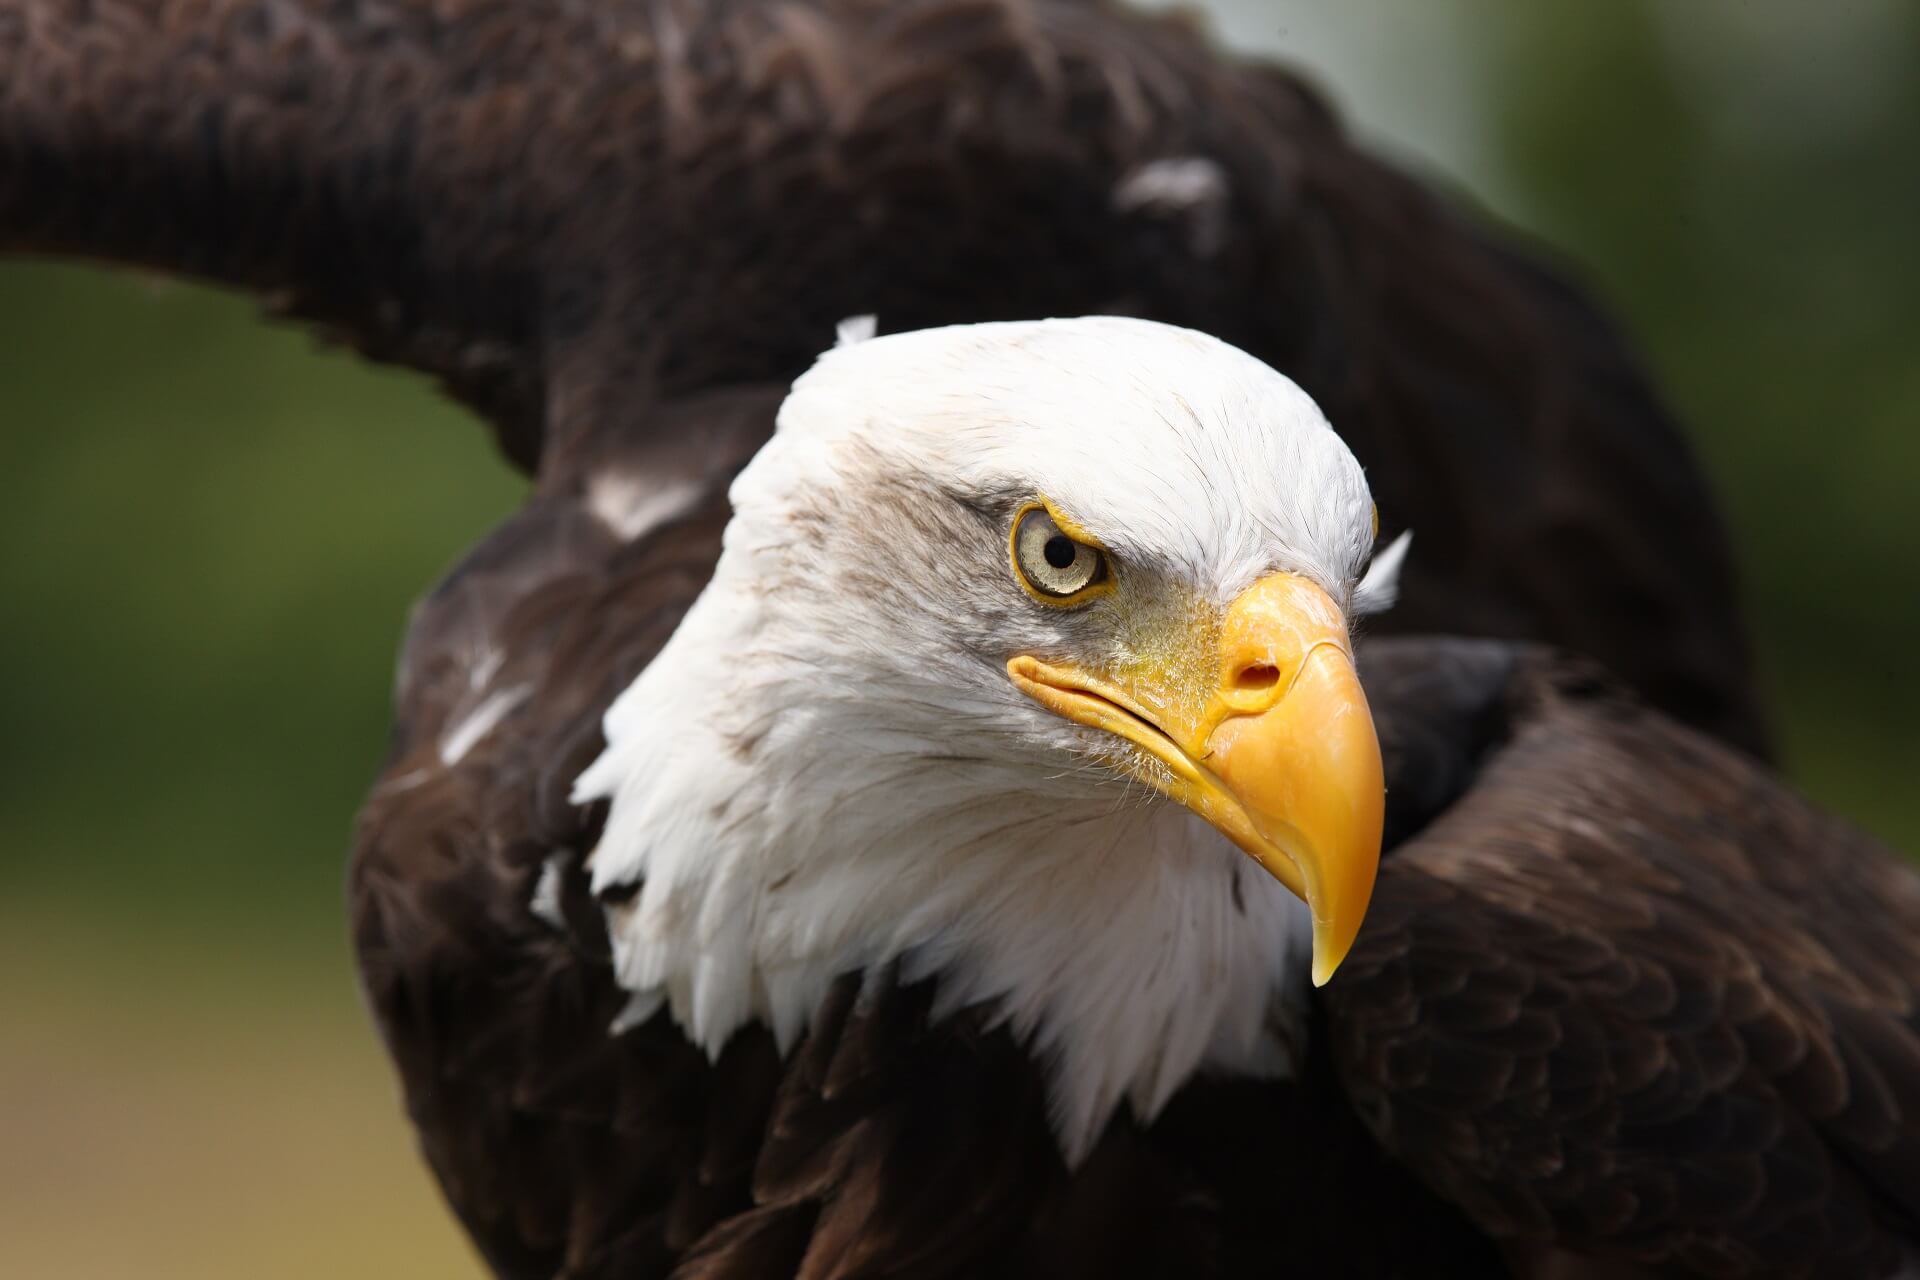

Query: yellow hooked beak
left=1007, top=574, right=1384, bottom=985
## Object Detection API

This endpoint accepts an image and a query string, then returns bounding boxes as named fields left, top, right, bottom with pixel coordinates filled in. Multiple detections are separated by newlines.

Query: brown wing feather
left=1333, top=641, right=1920, bottom=1279
left=0, top=0, right=571, bottom=460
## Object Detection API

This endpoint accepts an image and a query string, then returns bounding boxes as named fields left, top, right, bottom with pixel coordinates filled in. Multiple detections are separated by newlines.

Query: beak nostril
left=1232, top=663, right=1281, bottom=694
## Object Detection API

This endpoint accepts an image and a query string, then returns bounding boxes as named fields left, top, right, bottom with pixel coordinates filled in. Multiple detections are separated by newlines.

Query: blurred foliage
left=0, top=907, right=479, bottom=1278
left=0, top=1, right=1914, bottom=1275
left=0, top=267, right=525, bottom=939
left=1456, top=1, right=1920, bottom=852
left=0, top=268, right=518, bottom=1274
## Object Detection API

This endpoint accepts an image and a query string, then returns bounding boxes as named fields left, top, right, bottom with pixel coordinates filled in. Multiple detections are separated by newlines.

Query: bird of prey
left=8, top=2, right=1916, bottom=1279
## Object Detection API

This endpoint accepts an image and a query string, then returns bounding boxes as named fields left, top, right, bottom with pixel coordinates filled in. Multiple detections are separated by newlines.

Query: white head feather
left=573, top=316, right=1399, bottom=1160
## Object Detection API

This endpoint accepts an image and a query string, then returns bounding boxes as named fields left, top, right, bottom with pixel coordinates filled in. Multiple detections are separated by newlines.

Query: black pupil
left=1042, top=534, right=1078, bottom=570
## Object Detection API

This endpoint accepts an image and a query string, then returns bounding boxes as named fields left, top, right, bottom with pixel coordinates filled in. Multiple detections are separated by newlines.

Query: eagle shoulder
left=1332, top=642, right=1920, bottom=1279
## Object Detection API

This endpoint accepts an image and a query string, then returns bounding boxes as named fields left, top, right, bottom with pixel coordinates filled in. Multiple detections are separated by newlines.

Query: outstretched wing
left=0, top=0, right=563, bottom=459
left=2, top=0, right=1766, bottom=752
left=1337, top=640, right=1920, bottom=1279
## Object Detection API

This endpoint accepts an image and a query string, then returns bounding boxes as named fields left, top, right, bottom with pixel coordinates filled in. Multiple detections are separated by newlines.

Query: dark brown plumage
left=1346, top=643, right=1920, bottom=1279
left=7, top=1, right=1915, bottom=1278
left=0, top=0, right=1767, bottom=757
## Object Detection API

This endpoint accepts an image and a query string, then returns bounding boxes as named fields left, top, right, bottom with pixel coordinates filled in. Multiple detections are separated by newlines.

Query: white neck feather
left=574, top=585, right=1316, bottom=1163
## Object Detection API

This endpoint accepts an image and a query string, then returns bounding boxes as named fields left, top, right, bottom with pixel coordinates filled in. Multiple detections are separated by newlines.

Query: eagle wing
left=2, top=0, right=1766, bottom=753
left=1340, top=639, right=1920, bottom=1279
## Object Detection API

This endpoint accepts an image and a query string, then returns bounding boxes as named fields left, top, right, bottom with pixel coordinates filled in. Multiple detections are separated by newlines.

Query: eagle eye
left=1011, top=504, right=1111, bottom=605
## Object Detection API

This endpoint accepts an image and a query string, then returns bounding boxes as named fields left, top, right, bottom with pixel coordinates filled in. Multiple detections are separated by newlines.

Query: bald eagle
left=6, top=1, right=1917, bottom=1278
left=358, top=317, right=1920, bottom=1280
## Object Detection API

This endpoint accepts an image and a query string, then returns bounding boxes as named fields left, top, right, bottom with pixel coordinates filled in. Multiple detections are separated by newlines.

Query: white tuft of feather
left=1353, top=529, right=1412, bottom=616
left=529, top=850, right=570, bottom=930
left=835, top=314, right=878, bottom=347
left=1113, top=156, right=1228, bottom=213
left=1113, top=157, right=1230, bottom=257
left=439, top=684, right=532, bottom=766
left=609, top=988, right=666, bottom=1036
left=587, top=472, right=704, bottom=543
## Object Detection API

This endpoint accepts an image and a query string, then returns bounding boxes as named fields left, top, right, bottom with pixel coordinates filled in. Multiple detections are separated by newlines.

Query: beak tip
left=1309, top=946, right=1339, bottom=989
left=1308, top=908, right=1366, bottom=988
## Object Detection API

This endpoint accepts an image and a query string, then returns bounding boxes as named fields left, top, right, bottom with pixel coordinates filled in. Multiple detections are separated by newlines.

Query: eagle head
left=574, top=316, right=1404, bottom=1156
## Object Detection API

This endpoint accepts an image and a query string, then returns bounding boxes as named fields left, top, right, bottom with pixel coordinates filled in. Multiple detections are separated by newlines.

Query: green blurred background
left=2, top=2, right=1915, bottom=1275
